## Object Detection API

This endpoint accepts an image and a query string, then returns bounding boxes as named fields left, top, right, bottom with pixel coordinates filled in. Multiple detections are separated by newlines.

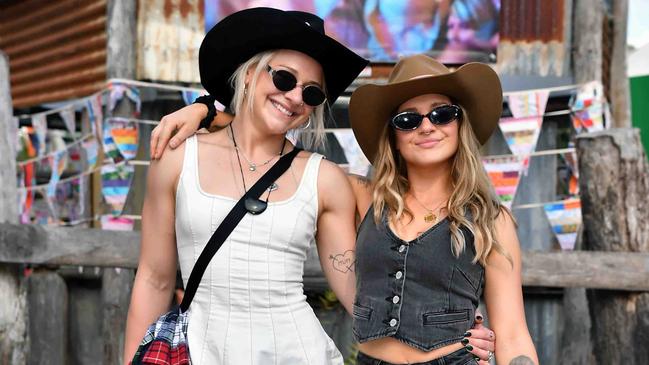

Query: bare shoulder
left=148, top=137, right=186, bottom=192
left=314, top=155, right=355, bottom=204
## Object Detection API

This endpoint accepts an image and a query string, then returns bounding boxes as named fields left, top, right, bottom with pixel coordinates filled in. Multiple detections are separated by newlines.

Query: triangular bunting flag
left=482, top=155, right=523, bottom=208
left=103, top=123, right=125, bottom=164
left=108, top=82, right=142, bottom=114
left=332, top=129, right=371, bottom=176
left=507, top=90, right=550, bottom=119
left=60, top=106, right=76, bottom=134
left=31, top=113, right=48, bottom=156
left=498, top=116, right=543, bottom=171
left=82, top=137, right=100, bottom=170
left=544, top=199, right=581, bottom=250
left=86, top=94, right=103, bottom=138
left=101, top=164, right=134, bottom=215
left=107, top=118, right=139, bottom=160
left=570, top=81, right=606, bottom=133
left=100, top=215, right=135, bottom=231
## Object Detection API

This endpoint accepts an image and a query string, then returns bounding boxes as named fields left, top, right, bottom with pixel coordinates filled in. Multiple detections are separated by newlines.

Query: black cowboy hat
left=199, top=7, right=369, bottom=107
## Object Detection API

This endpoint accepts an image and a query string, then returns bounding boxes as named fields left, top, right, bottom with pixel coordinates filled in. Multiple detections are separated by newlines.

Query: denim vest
left=353, top=206, right=484, bottom=352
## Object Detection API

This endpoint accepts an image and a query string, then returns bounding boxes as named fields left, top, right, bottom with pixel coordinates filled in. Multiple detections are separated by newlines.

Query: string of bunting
left=13, top=80, right=603, bottom=243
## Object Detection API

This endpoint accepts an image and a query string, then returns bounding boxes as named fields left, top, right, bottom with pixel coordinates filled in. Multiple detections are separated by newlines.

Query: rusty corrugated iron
left=0, top=0, right=107, bottom=109
left=136, top=0, right=204, bottom=83
left=497, top=0, right=570, bottom=77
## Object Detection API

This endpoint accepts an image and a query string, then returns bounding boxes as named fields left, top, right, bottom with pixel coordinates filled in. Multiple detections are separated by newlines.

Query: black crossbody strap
left=180, top=147, right=302, bottom=312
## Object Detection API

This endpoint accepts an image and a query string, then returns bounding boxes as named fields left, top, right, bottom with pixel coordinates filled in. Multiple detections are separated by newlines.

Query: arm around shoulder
left=483, top=209, right=539, bottom=365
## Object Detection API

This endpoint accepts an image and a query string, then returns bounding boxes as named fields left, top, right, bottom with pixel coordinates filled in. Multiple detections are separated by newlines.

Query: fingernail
left=464, top=344, right=473, bottom=352
left=463, top=331, right=471, bottom=337
left=461, top=338, right=469, bottom=345
left=170, top=140, right=177, bottom=148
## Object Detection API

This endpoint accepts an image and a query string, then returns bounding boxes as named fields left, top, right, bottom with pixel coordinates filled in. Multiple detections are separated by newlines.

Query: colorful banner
left=60, top=106, right=76, bottom=135
left=507, top=90, right=550, bottom=119
left=108, top=82, right=142, bottom=114
left=544, top=199, right=582, bottom=250
left=101, top=164, right=134, bottom=215
left=482, top=156, right=523, bottom=207
left=103, top=124, right=125, bottom=164
left=46, top=151, right=68, bottom=200
left=570, top=81, right=606, bottom=133
left=332, top=129, right=372, bottom=176
left=100, top=215, right=135, bottom=231
left=498, top=116, right=542, bottom=171
left=107, top=118, right=139, bottom=160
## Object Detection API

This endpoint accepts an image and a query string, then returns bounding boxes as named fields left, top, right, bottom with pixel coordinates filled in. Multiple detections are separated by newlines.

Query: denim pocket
left=422, top=309, right=469, bottom=326
left=352, top=303, right=373, bottom=320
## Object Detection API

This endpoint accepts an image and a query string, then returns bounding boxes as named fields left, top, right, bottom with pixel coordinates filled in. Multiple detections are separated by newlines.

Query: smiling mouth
left=271, top=100, right=295, bottom=117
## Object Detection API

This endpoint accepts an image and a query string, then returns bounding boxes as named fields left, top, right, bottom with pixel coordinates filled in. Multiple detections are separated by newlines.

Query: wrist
left=192, top=95, right=217, bottom=130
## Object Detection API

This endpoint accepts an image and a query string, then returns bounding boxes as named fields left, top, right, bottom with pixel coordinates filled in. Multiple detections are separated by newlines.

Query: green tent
left=629, top=44, right=649, bottom=155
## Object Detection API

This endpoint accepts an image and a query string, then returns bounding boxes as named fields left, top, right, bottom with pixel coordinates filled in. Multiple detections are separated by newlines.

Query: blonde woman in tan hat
left=346, top=55, right=538, bottom=365
left=148, top=55, right=529, bottom=363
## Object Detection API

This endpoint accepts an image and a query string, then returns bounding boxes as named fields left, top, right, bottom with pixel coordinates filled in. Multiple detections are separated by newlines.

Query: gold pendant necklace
left=410, top=193, right=446, bottom=224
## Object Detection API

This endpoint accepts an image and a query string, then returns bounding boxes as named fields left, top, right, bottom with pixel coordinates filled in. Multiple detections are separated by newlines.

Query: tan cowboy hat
left=349, top=54, right=503, bottom=163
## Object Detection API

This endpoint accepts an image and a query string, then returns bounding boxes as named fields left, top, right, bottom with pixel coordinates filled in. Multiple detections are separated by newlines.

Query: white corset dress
left=174, top=135, right=343, bottom=365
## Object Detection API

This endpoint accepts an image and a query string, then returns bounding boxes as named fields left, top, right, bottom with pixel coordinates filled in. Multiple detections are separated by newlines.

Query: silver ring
left=487, top=351, right=494, bottom=361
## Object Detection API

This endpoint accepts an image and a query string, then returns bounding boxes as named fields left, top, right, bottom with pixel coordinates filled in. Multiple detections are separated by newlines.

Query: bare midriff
left=358, top=337, right=464, bottom=363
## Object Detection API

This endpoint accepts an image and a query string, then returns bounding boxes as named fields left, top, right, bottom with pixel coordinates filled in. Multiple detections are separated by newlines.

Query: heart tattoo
left=329, top=250, right=355, bottom=273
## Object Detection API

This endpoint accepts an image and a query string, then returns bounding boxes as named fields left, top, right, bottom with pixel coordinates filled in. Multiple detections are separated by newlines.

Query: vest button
left=389, top=318, right=398, bottom=327
left=398, top=245, right=406, bottom=253
left=395, top=271, right=403, bottom=279
left=392, top=295, right=400, bottom=304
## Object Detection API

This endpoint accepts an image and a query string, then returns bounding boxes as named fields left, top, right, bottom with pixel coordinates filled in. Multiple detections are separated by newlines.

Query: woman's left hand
left=464, top=311, right=495, bottom=364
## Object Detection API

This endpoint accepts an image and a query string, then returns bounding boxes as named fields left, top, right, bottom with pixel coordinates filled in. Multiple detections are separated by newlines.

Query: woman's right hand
left=150, top=103, right=235, bottom=159
left=150, top=103, right=207, bottom=159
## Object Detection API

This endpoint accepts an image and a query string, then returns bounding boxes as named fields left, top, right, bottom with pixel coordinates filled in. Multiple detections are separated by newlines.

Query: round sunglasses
left=266, top=65, right=327, bottom=107
left=390, top=104, right=462, bottom=131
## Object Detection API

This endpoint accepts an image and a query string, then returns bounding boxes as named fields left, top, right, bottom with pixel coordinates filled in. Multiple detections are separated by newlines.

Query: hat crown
left=388, top=55, right=451, bottom=84
left=286, top=10, right=325, bottom=34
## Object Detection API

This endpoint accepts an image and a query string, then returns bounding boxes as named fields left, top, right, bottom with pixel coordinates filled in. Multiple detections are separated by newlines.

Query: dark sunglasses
left=266, top=65, right=327, bottom=107
left=390, top=104, right=462, bottom=131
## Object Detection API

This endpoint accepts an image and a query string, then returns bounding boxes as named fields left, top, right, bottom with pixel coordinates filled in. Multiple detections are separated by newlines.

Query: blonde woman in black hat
left=124, top=8, right=371, bottom=365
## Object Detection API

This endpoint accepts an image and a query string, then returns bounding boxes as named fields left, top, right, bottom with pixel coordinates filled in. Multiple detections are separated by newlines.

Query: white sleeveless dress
left=174, top=136, right=343, bottom=365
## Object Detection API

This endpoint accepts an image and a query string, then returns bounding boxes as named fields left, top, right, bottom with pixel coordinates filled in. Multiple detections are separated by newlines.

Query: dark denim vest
left=353, top=206, right=484, bottom=352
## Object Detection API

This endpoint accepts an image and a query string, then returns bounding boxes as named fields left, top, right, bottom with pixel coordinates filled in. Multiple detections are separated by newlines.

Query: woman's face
left=247, top=49, right=324, bottom=135
left=393, top=93, right=460, bottom=169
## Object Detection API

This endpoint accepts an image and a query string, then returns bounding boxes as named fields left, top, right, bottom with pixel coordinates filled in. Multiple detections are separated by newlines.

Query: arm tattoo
left=509, top=355, right=535, bottom=365
left=329, top=250, right=355, bottom=273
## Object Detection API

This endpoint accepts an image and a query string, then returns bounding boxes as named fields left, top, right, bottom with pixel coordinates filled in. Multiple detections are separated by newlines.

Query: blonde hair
left=372, top=109, right=512, bottom=265
left=228, top=50, right=327, bottom=150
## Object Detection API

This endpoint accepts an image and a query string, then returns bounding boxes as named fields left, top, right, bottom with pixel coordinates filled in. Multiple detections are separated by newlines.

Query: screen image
left=205, top=0, right=500, bottom=64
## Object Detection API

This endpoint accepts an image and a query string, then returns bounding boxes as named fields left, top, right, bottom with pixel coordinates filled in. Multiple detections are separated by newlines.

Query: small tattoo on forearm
left=509, top=355, right=534, bottom=365
left=329, top=250, right=355, bottom=273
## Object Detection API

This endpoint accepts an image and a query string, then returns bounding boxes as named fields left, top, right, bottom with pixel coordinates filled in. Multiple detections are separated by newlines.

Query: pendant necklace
left=230, top=124, right=285, bottom=215
left=235, top=146, right=277, bottom=172
left=410, top=193, right=446, bottom=224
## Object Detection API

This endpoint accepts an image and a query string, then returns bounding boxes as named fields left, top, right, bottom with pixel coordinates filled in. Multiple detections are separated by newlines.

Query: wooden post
left=577, top=128, right=649, bottom=364
left=608, top=0, right=631, bottom=128
left=0, top=51, right=28, bottom=365
left=572, top=0, right=604, bottom=84
left=103, top=1, right=137, bottom=364
left=26, top=271, right=67, bottom=365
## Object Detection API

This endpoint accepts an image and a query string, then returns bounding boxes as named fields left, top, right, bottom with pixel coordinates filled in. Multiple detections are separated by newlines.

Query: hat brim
left=199, top=7, right=368, bottom=107
left=349, top=62, right=503, bottom=163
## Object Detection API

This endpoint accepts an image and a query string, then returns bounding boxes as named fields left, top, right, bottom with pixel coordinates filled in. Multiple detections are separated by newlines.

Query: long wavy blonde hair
left=372, top=108, right=512, bottom=265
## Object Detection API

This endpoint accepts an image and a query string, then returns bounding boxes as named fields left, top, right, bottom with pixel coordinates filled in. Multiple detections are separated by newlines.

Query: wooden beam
left=2, top=223, right=649, bottom=291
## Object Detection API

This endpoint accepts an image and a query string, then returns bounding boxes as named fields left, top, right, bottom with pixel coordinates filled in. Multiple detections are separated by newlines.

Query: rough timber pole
left=0, top=51, right=28, bottom=365
left=577, top=129, right=649, bottom=364
left=104, top=1, right=137, bottom=364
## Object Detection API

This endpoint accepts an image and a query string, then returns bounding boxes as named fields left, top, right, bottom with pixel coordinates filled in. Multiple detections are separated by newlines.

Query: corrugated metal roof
left=0, top=0, right=107, bottom=109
